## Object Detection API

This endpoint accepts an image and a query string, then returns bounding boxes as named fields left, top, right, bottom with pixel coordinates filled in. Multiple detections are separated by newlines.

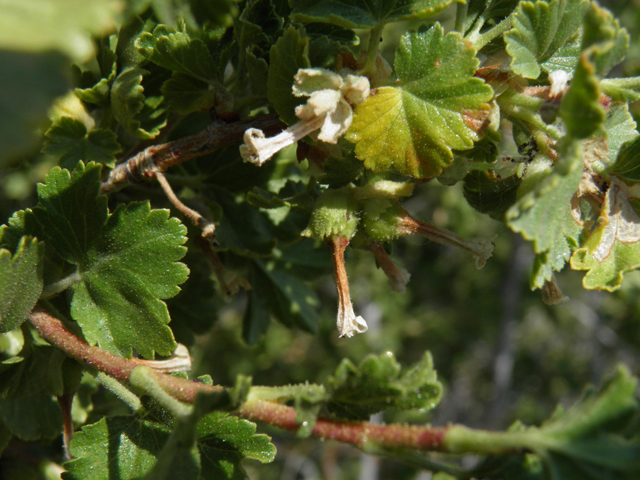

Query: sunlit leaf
left=346, top=24, right=493, bottom=178
left=504, top=0, right=590, bottom=79
left=326, top=352, right=442, bottom=420
left=71, top=201, right=188, bottom=358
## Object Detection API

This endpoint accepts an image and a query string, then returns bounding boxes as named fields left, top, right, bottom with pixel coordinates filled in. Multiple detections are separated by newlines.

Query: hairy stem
left=100, top=114, right=285, bottom=194
left=28, top=307, right=454, bottom=452
left=361, top=24, right=385, bottom=77
left=41, top=271, right=82, bottom=299
left=469, top=15, right=514, bottom=51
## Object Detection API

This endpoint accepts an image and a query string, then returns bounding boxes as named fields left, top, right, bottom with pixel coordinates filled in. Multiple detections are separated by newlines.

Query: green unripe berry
left=302, top=186, right=360, bottom=241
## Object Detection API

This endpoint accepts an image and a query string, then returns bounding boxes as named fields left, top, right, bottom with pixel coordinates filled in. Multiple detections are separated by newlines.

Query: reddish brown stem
left=29, top=307, right=448, bottom=452
left=100, top=114, right=286, bottom=194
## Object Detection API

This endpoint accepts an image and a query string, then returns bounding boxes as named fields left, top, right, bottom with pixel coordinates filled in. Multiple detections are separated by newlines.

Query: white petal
left=342, top=74, right=370, bottom=105
left=293, top=68, right=343, bottom=97
left=317, top=99, right=352, bottom=143
left=295, top=89, right=342, bottom=120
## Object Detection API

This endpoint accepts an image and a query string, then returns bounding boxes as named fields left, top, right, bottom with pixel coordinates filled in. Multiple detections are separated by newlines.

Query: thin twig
left=155, top=172, right=216, bottom=241
left=100, top=114, right=286, bottom=194
left=28, top=307, right=451, bottom=452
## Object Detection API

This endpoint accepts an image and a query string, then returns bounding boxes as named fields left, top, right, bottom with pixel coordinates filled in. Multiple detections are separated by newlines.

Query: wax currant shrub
left=2, top=0, right=640, bottom=479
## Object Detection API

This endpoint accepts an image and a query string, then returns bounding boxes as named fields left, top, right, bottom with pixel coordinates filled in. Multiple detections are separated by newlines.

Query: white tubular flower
left=548, top=70, right=572, bottom=99
left=331, top=236, right=368, bottom=338
left=240, top=68, right=370, bottom=165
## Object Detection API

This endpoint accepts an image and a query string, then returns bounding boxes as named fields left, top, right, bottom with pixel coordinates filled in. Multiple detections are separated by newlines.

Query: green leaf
left=244, top=258, right=320, bottom=343
left=584, top=103, right=638, bottom=175
left=463, top=170, right=521, bottom=221
left=504, top=0, right=590, bottom=79
left=608, top=137, right=640, bottom=185
left=29, top=162, right=107, bottom=266
left=290, top=0, right=459, bottom=29
left=601, top=77, right=640, bottom=103
left=212, top=189, right=278, bottom=256
left=346, top=24, right=493, bottom=179
left=63, top=416, right=170, bottom=480
left=506, top=144, right=583, bottom=278
left=161, top=73, right=217, bottom=115
left=533, top=366, right=640, bottom=478
left=0, top=328, right=81, bottom=399
left=43, top=117, right=122, bottom=169
left=111, top=66, right=167, bottom=139
left=136, top=25, right=219, bottom=83
left=0, top=0, right=120, bottom=63
left=197, top=412, right=276, bottom=477
left=0, top=394, right=62, bottom=441
left=0, top=51, right=70, bottom=166
left=267, top=27, right=310, bottom=125
left=63, top=412, right=274, bottom=480
left=0, top=237, right=44, bottom=332
left=71, top=201, right=188, bottom=358
left=560, top=54, right=605, bottom=140
left=318, top=154, right=365, bottom=187
left=326, top=352, right=442, bottom=420
left=581, top=3, right=629, bottom=77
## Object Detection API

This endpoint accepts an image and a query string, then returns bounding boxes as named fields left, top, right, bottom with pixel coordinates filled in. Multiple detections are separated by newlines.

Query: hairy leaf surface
left=504, top=0, right=590, bottom=78
left=71, top=202, right=188, bottom=358
left=63, top=412, right=274, bottom=480
left=346, top=25, right=493, bottom=178
left=43, top=117, right=121, bottom=169
left=326, top=352, right=442, bottom=420
left=0, top=237, right=43, bottom=332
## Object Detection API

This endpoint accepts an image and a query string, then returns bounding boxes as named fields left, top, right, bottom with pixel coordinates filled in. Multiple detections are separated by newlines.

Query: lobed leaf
left=161, top=73, right=217, bottom=115
left=607, top=136, right=640, bottom=185
left=506, top=144, right=583, bottom=283
left=29, top=162, right=107, bottom=266
left=290, top=0, right=459, bottom=29
left=71, top=201, right=188, bottom=358
left=136, top=25, right=219, bottom=84
left=325, top=352, right=442, bottom=420
left=111, top=66, right=167, bottom=139
left=504, top=0, right=590, bottom=79
left=63, top=412, right=274, bottom=480
left=581, top=3, right=629, bottom=78
left=570, top=181, right=640, bottom=291
left=346, top=24, right=493, bottom=178
left=43, top=117, right=122, bottom=169
left=0, top=237, right=43, bottom=332
left=0, top=394, right=62, bottom=441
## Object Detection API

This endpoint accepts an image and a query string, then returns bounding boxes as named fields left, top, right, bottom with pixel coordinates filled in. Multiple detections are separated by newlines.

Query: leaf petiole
left=361, top=24, right=385, bottom=77
left=40, top=270, right=82, bottom=299
left=468, top=14, right=515, bottom=51
left=454, top=2, right=468, bottom=34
